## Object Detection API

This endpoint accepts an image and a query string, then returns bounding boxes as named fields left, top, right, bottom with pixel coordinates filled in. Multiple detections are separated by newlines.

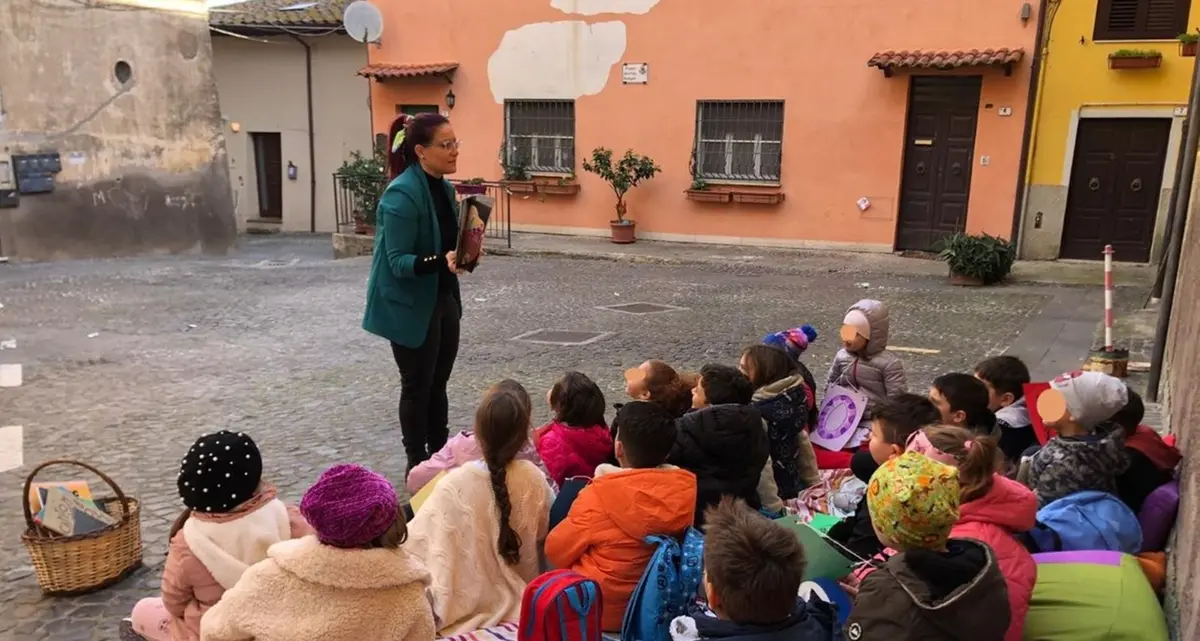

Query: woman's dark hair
left=932, top=373, right=996, bottom=436
left=387, top=112, right=450, bottom=179
left=641, top=360, right=693, bottom=418
left=169, top=508, right=192, bottom=540
left=474, top=379, right=532, bottom=566
left=740, top=344, right=800, bottom=388
left=366, top=510, right=409, bottom=549
left=550, top=371, right=607, bottom=427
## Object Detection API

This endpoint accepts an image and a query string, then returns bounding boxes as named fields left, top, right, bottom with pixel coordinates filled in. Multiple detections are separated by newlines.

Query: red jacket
left=535, top=421, right=613, bottom=487
left=951, top=475, right=1037, bottom=641
left=544, top=465, right=696, bottom=631
left=1126, top=425, right=1182, bottom=473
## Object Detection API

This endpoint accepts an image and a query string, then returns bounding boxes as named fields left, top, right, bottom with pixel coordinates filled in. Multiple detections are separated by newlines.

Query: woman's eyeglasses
left=429, top=139, right=461, bottom=151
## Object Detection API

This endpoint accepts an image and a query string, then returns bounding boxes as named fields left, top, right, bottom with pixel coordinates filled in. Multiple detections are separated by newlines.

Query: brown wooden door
left=896, top=76, right=983, bottom=251
left=1061, top=118, right=1170, bottom=262
left=251, top=132, right=283, bottom=219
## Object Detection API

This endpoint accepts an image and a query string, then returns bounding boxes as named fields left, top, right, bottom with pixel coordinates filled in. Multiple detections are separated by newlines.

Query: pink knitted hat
left=301, top=464, right=399, bottom=548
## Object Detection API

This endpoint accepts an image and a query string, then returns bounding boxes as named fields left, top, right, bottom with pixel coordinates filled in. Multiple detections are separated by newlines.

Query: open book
left=455, top=195, right=494, bottom=272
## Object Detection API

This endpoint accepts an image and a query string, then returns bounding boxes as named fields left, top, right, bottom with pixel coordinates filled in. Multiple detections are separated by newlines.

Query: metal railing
left=694, top=100, right=785, bottom=183
left=332, top=173, right=511, bottom=248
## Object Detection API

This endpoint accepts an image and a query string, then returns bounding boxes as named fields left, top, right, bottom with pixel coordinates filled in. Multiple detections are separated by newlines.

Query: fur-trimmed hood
left=269, top=535, right=431, bottom=590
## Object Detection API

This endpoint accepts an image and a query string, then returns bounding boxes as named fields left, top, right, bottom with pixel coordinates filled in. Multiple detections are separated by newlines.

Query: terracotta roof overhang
left=209, top=0, right=348, bottom=31
left=358, top=62, right=459, bottom=82
left=867, top=48, right=1025, bottom=77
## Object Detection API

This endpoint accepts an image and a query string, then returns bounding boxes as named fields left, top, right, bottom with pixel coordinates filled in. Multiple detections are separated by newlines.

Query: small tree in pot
left=582, top=147, right=661, bottom=244
left=936, top=232, right=1015, bottom=286
left=338, top=150, right=387, bottom=234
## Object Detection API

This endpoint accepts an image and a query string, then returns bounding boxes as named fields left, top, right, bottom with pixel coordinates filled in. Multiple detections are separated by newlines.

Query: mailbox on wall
left=13, top=152, right=62, bottom=194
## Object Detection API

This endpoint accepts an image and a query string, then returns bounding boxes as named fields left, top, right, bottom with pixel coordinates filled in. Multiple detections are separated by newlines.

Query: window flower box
left=1108, top=51, right=1163, bottom=69
left=1180, top=33, right=1198, bottom=57
left=731, top=191, right=785, bottom=205
left=685, top=189, right=731, bottom=203
left=503, top=180, right=537, bottom=194
left=536, top=182, right=580, bottom=196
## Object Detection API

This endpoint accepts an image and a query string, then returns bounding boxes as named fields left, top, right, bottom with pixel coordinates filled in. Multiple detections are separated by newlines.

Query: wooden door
left=397, top=104, right=439, bottom=116
left=1061, top=118, right=1170, bottom=262
left=896, top=77, right=983, bottom=251
left=251, top=132, right=283, bottom=219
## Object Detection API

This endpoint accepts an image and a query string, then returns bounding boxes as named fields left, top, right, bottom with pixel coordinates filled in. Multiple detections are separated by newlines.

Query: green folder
left=808, top=513, right=843, bottom=534
left=775, top=515, right=855, bottom=581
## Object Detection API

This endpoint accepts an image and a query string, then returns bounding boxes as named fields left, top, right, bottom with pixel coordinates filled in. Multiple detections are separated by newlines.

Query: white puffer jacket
left=826, top=299, right=907, bottom=419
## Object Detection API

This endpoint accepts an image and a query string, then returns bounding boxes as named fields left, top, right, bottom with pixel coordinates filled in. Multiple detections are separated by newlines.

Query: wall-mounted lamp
left=287, top=161, right=298, bottom=180
left=445, top=88, right=456, bottom=110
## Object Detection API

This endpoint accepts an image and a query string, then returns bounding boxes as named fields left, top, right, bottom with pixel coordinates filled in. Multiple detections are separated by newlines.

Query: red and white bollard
left=1104, top=244, right=1114, bottom=351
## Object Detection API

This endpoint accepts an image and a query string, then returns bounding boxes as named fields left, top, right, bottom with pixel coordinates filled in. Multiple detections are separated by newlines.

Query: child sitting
left=671, top=370, right=770, bottom=525
left=910, top=426, right=1037, bottom=641
left=692, top=363, right=784, bottom=515
left=669, top=498, right=840, bottom=641
left=825, top=299, right=908, bottom=468
left=546, top=401, right=698, bottom=631
left=1112, top=388, right=1181, bottom=513
left=407, top=379, right=556, bottom=495
left=974, top=355, right=1034, bottom=463
left=846, top=452, right=1010, bottom=641
left=129, top=431, right=310, bottom=641
left=740, top=344, right=820, bottom=498
left=828, top=394, right=940, bottom=561
left=535, top=371, right=613, bottom=487
left=407, top=380, right=553, bottom=634
left=761, top=324, right=821, bottom=423
left=200, top=464, right=435, bottom=641
left=929, top=373, right=997, bottom=437
left=1027, top=371, right=1129, bottom=507
left=624, top=359, right=695, bottom=419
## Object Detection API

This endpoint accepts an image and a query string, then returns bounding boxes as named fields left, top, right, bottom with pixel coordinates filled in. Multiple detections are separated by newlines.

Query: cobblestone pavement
left=0, top=235, right=1143, bottom=640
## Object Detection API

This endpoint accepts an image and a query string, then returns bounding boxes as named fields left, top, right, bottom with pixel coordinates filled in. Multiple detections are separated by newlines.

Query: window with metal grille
left=694, top=101, right=784, bottom=183
left=504, top=100, right=575, bottom=173
left=1094, top=0, right=1188, bottom=41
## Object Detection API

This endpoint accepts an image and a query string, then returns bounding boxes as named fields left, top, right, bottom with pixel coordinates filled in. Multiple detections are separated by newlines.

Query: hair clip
left=392, top=130, right=406, bottom=153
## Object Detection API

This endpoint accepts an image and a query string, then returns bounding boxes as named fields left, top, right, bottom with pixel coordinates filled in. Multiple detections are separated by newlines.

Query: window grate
left=1095, top=0, right=1187, bottom=41
left=504, top=100, right=576, bottom=174
left=693, top=100, right=785, bottom=183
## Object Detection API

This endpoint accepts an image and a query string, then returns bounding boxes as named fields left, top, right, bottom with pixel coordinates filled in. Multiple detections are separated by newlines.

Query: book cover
left=35, top=486, right=116, bottom=536
left=455, top=195, right=494, bottom=272
left=28, top=480, right=94, bottom=513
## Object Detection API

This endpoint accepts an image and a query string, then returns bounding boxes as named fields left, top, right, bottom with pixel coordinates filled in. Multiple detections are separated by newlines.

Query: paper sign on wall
left=622, top=63, right=649, bottom=84
left=812, top=385, right=868, bottom=451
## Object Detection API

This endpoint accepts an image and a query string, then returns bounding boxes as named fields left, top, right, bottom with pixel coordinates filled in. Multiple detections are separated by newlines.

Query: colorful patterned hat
left=866, top=451, right=961, bottom=550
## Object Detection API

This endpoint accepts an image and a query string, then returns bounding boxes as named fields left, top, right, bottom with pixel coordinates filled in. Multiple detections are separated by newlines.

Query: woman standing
left=363, top=113, right=466, bottom=473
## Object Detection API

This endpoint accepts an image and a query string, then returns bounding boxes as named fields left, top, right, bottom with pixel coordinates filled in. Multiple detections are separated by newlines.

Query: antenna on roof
left=343, top=0, right=383, bottom=44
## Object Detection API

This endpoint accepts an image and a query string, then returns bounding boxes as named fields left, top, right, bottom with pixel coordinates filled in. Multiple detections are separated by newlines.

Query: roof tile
left=358, top=62, right=459, bottom=80
left=209, top=0, right=349, bottom=28
left=867, top=48, right=1025, bottom=71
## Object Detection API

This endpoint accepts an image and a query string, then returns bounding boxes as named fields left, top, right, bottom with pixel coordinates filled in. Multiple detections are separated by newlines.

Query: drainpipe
left=1152, top=56, right=1200, bottom=299
left=290, top=34, right=318, bottom=233
left=1010, top=0, right=1051, bottom=249
left=1145, top=51, right=1200, bottom=403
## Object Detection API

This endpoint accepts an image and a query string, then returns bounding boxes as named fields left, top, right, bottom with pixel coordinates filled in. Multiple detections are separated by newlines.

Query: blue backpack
left=1022, top=491, right=1143, bottom=554
left=620, top=528, right=704, bottom=641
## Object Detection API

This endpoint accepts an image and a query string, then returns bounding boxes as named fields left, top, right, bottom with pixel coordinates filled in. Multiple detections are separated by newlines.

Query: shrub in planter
left=1108, top=49, right=1163, bottom=69
left=455, top=177, right=488, bottom=195
left=936, top=232, right=1015, bottom=286
left=582, top=147, right=661, bottom=244
left=337, top=150, right=387, bottom=233
left=1181, top=32, right=1198, bottom=57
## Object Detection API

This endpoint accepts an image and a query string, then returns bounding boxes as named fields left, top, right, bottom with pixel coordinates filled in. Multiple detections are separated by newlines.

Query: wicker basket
left=21, top=459, right=143, bottom=595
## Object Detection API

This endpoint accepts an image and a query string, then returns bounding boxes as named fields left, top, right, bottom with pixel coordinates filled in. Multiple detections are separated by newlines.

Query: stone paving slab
left=0, top=235, right=1144, bottom=640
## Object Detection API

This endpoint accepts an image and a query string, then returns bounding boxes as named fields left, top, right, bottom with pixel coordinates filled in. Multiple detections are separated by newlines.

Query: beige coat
left=199, top=535, right=436, bottom=641
left=406, top=459, right=551, bottom=635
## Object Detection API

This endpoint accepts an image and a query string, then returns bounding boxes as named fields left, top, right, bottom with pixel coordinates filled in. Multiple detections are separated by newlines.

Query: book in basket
left=455, top=195, right=494, bottom=272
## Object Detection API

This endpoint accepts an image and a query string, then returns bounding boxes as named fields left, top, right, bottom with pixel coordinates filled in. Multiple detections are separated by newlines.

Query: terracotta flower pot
left=1108, top=54, right=1162, bottom=69
left=610, top=220, right=636, bottom=244
left=1182, top=41, right=1198, bottom=57
left=455, top=184, right=488, bottom=195
left=949, top=271, right=985, bottom=287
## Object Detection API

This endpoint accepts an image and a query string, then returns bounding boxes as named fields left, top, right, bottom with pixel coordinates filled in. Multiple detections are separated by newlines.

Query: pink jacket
left=406, top=431, right=557, bottom=495
left=534, top=421, right=613, bottom=486
left=160, top=488, right=310, bottom=641
left=951, top=475, right=1038, bottom=641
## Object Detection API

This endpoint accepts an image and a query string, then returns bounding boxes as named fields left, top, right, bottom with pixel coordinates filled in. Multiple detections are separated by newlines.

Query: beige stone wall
left=212, top=34, right=370, bottom=233
left=0, top=0, right=236, bottom=260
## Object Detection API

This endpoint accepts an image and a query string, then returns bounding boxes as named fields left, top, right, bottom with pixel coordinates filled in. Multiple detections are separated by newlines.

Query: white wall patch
left=488, top=21, right=626, bottom=103
left=0, top=425, right=22, bottom=472
left=550, top=0, right=661, bottom=15
left=0, top=363, right=21, bottom=387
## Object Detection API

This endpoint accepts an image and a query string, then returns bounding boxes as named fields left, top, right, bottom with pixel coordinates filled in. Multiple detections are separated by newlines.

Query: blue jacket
left=674, top=601, right=842, bottom=641
left=362, top=165, right=462, bottom=348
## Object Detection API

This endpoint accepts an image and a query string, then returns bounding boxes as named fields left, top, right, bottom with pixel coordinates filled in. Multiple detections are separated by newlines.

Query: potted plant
left=499, top=142, right=535, bottom=193
left=935, top=232, right=1015, bottom=286
left=685, top=177, right=731, bottom=203
left=537, top=172, right=580, bottom=196
left=337, top=150, right=387, bottom=235
left=1180, top=32, right=1198, bottom=57
left=455, top=177, right=488, bottom=196
left=582, top=147, right=661, bottom=244
left=1108, top=49, right=1163, bottom=69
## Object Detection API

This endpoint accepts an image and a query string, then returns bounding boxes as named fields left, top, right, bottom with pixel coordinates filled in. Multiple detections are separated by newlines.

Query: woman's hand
left=444, top=251, right=465, bottom=275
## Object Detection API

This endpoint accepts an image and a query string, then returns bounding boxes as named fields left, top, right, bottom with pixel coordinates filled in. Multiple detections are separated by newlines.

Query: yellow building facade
left=1021, top=0, right=1200, bottom=262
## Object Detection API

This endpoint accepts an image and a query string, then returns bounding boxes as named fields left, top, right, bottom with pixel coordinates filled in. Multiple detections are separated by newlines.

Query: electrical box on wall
left=14, top=152, right=62, bottom=194
left=0, top=153, right=17, bottom=208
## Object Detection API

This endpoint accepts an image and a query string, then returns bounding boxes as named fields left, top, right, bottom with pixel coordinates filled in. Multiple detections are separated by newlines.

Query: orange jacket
left=545, top=465, right=697, bottom=631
